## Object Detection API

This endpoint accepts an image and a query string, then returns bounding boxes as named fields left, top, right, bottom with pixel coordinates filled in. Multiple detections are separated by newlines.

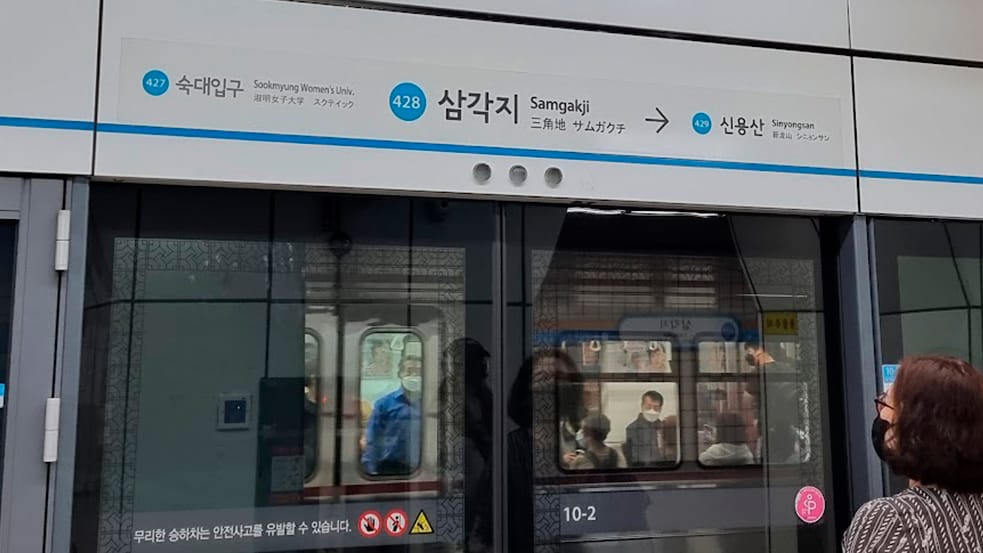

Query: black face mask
left=871, top=417, right=892, bottom=462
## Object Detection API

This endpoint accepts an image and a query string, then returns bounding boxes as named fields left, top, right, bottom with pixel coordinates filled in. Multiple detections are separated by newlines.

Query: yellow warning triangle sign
left=410, top=510, right=434, bottom=535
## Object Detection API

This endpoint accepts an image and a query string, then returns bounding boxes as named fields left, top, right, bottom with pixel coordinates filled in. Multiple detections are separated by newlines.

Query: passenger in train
left=360, top=355, right=423, bottom=475
left=622, top=390, right=665, bottom=467
left=744, top=342, right=789, bottom=373
left=363, top=340, right=393, bottom=377
left=582, top=380, right=602, bottom=411
left=629, top=351, right=649, bottom=372
left=358, top=399, right=371, bottom=452
left=698, top=411, right=754, bottom=466
left=567, top=411, right=627, bottom=470
left=558, top=365, right=588, bottom=467
left=647, top=342, right=671, bottom=373
left=843, top=355, right=983, bottom=553
left=661, top=414, right=679, bottom=463
left=743, top=344, right=808, bottom=463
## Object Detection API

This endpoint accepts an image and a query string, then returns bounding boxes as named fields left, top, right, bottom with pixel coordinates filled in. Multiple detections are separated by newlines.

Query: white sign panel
left=0, top=0, right=98, bottom=174
left=116, top=40, right=844, bottom=168
left=856, top=59, right=983, bottom=218
left=377, top=0, right=849, bottom=48
left=850, top=0, right=983, bottom=61
left=97, top=0, right=857, bottom=213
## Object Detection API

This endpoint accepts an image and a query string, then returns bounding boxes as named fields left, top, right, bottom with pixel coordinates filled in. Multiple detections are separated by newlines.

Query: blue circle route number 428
left=389, top=82, right=427, bottom=122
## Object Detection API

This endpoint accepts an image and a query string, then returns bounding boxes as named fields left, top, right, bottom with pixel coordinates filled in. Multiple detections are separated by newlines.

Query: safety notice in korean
left=127, top=499, right=448, bottom=552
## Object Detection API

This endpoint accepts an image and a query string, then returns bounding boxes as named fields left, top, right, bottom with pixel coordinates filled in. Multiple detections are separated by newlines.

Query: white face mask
left=642, top=409, right=662, bottom=422
left=402, top=376, right=422, bottom=393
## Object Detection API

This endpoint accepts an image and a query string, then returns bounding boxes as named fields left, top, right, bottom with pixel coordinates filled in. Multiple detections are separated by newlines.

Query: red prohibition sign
left=385, top=508, right=409, bottom=537
left=358, top=510, right=382, bottom=538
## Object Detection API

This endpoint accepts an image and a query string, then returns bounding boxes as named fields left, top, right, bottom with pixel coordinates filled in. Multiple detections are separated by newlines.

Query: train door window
left=359, top=331, right=425, bottom=477
left=72, top=185, right=497, bottom=553
left=554, top=336, right=681, bottom=472
left=872, top=218, right=983, bottom=494
left=505, top=205, right=839, bottom=553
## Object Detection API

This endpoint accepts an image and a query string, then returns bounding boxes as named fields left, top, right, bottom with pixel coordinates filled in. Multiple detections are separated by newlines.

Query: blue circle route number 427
left=142, top=69, right=170, bottom=97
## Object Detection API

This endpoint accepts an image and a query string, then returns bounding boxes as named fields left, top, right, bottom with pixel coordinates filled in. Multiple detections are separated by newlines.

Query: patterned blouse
left=843, top=487, right=983, bottom=552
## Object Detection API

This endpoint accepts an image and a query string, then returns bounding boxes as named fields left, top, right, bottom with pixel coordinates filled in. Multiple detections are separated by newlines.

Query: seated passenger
left=364, top=340, right=393, bottom=377
left=661, top=414, right=679, bottom=463
left=699, top=411, right=754, bottom=466
left=648, top=343, right=671, bottom=373
left=629, top=351, right=649, bottom=372
left=358, top=399, right=371, bottom=452
left=569, top=411, right=627, bottom=470
left=361, top=356, right=423, bottom=475
left=622, top=391, right=665, bottom=467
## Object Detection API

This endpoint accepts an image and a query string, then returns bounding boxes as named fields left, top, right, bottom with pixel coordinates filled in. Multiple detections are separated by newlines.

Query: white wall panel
left=96, top=0, right=857, bottom=213
left=856, top=59, right=983, bottom=218
left=0, top=0, right=98, bottom=174
left=379, top=0, right=849, bottom=48
left=850, top=0, right=983, bottom=61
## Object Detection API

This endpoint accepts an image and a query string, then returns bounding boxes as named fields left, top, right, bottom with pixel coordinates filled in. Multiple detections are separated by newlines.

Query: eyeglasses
left=874, top=391, right=895, bottom=414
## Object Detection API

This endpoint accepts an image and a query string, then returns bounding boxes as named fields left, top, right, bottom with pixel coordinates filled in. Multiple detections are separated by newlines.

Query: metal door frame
left=0, top=176, right=76, bottom=553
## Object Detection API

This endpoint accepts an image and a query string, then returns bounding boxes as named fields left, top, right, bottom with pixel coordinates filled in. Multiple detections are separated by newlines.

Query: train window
left=696, top=382, right=755, bottom=466
left=695, top=337, right=811, bottom=467
left=562, top=339, right=674, bottom=374
left=358, top=331, right=425, bottom=477
left=556, top=338, right=682, bottom=471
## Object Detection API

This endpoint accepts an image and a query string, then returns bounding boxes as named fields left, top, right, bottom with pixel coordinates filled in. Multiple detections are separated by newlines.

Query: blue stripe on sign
left=95, top=122, right=855, bottom=177
left=7, top=115, right=983, bottom=186
left=0, top=116, right=94, bottom=131
left=859, top=169, right=983, bottom=186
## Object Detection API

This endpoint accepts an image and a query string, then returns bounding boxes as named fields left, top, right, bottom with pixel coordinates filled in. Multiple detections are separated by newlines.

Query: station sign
left=113, top=39, right=845, bottom=172
left=97, top=0, right=857, bottom=213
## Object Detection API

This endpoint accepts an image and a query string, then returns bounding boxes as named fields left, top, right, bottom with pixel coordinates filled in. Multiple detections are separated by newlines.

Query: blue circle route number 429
left=692, top=112, right=712, bottom=135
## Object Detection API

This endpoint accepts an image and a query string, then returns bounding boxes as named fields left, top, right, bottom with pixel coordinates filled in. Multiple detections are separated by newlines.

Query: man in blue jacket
left=361, top=355, right=423, bottom=475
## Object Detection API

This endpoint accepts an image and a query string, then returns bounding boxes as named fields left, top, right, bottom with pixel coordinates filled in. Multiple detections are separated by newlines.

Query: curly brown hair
left=885, top=355, right=983, bottom=493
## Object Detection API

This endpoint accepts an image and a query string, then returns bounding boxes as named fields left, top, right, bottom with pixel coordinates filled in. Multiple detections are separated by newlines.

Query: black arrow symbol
left=645, top=107, right=669, bottom=133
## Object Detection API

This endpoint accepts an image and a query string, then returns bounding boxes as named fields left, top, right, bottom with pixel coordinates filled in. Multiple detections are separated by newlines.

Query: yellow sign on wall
left=763, top=312, right=798, bottom=335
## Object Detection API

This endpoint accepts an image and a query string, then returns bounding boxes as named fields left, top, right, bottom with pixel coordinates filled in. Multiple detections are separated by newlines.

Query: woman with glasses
left=843, top=355, right=983, bottom=552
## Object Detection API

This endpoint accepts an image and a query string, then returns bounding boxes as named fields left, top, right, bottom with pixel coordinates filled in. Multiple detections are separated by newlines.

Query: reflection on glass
left=359, top=331, right=424, bottom=476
